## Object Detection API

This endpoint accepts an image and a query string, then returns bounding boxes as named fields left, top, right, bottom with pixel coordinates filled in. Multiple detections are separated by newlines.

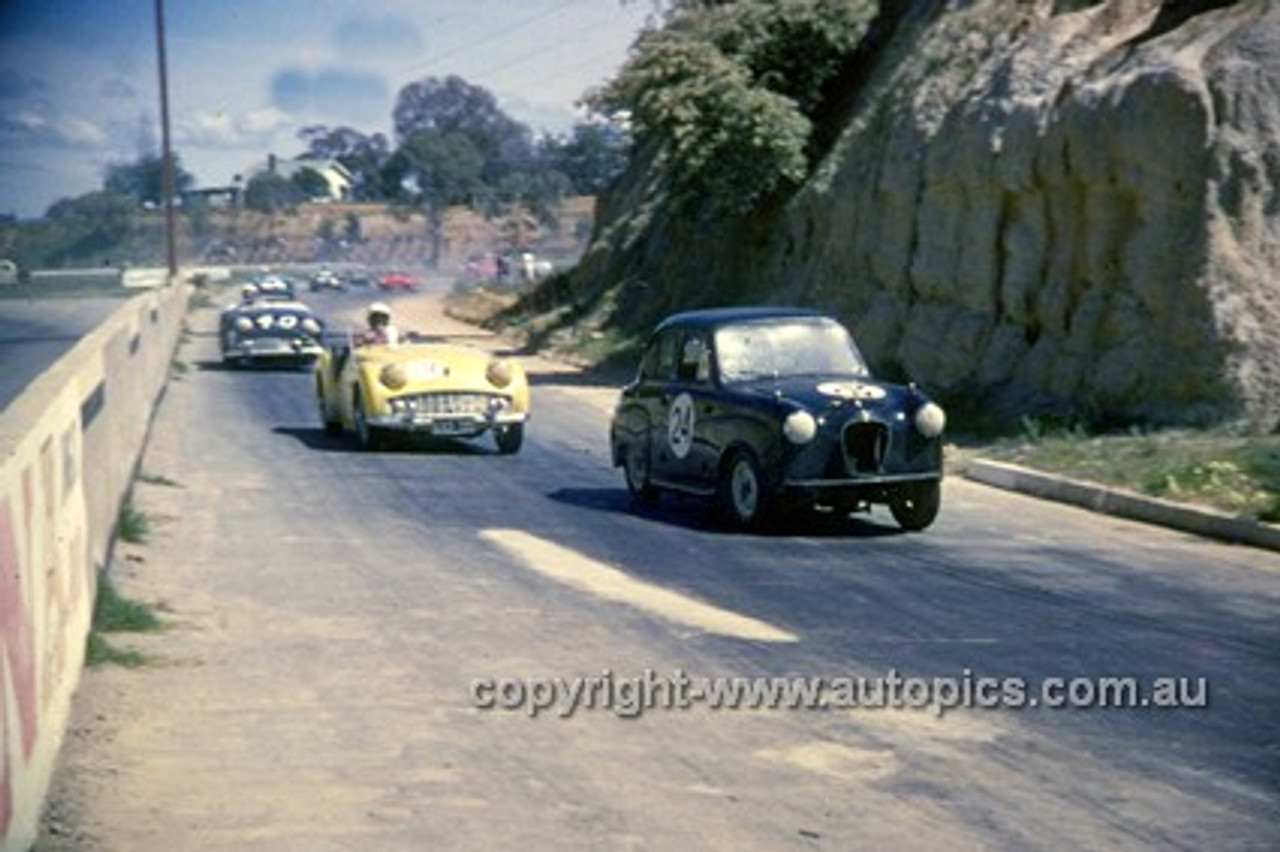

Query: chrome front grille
left=843, top=421, right=888, bottom=475
left=392, top=392, right=499, bottom=416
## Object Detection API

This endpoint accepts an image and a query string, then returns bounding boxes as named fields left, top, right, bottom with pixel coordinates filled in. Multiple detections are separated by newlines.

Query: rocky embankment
left=553, top=0, right=1280, bottom=431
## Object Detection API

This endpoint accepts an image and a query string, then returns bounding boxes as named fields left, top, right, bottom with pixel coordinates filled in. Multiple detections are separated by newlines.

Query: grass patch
left=976, top=425, right=1280, bottom=522
left=85, top=573, right=164, bottom=669
left=117, top=502, right=151, bottom=544
left=85, top=632, right=149, bottom=668
left=93, top=574, right=163, bottom=632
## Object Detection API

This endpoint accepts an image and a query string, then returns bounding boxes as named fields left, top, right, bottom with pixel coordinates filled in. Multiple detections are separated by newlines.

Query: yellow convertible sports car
left=315, top=336, right=530, bottom=453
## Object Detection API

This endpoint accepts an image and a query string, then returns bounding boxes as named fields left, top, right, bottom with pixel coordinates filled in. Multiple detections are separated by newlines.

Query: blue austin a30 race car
left=609, top=308, right=946, bottom=531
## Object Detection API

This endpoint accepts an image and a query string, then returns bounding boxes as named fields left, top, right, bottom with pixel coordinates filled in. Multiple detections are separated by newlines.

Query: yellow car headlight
left=486, top=359, right=515, bottom=389
left=380, top=363, right=408, bottom=390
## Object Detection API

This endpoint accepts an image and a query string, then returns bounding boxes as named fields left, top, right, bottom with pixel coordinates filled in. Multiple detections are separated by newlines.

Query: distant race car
left=309, top=268, right=344, bottom=292
left=609, top=307, right=946, bottom=530
left=378, top=270, right=418, bottom=292
left=315, top=334, right=530, bottom=453
left=253, top=274, right=297, bottom=302
left=219, top=300, right=325, bottom=367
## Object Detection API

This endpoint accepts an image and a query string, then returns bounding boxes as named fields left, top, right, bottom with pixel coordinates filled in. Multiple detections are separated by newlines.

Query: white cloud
left=1, top=108, right=108, bottom=148
left=241, top=106, right=290, bottom=135
left=54, top=115, right=109, bottom=147
left=177, top=106, right=291, bottom=149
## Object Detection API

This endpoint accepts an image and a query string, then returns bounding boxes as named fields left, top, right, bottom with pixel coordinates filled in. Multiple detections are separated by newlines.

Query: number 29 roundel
left=667, top=392, right=695, bottom=459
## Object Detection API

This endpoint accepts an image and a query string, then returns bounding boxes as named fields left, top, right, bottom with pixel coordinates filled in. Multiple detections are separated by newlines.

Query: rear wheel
left=623, top=436, right=659, bottom=506
left=889, top=480, right=941, bottom=531
left=494, top=423, right=524, bottom=455
left=718, top=449, right=769, bottom=529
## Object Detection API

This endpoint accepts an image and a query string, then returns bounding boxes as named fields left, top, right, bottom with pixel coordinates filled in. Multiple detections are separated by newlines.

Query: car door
left=653, top=330, right=720, bottom=489
left=616, top=330, right=675, bottom=481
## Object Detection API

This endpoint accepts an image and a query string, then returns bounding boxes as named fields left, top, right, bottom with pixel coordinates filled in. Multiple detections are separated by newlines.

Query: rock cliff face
left=569, top=0, right=1280, bottom=431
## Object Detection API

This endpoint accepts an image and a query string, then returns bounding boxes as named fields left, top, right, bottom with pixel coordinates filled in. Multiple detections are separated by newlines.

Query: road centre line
left=480, top=529, right=798, bottom=643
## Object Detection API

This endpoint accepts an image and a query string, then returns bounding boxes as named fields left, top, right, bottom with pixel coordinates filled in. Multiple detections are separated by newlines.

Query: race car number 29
left=667, top=392, right=695, bottom=459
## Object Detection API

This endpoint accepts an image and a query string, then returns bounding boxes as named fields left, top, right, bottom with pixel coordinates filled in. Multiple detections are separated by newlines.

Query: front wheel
left=623, top=436, right=659, bottom=507
left=494, top=423, right=524, bottom=455
left=718, top=449, right=770, bottom=529
left=889, top=480, right=941, bottom=531
left=353, top=394, right=383, bottom=451
left=317, top=381, right=342, bottom=436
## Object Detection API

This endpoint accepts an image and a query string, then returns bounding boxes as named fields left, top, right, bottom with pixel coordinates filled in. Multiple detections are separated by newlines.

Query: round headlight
left=234, top=317, right=253, bottom=332
left=486, top=359, right=515, bottom=388
left=914, top=402, right=946, bottom=438
left=380, top=363, right=408, bottom=390
left=783, top=410, right=817, bottom=445
left=301, top=318, right=321, bottom=335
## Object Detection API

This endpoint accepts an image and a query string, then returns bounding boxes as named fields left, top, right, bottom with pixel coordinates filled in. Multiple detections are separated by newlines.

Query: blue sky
left=0, top=0, right=660, bottom=218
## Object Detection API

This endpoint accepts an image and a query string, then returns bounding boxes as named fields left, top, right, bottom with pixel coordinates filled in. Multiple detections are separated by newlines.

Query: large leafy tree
left=103, top=153, right=195, bottom=206
left=297, top=125, right=390, bottom=200
left=587, top=0, right=874, bottom=214
left=538, top=120, right=631, bottom=195
left=381, top=128, right=486, bottom=264
left=392, top=75, right=534, bottom=183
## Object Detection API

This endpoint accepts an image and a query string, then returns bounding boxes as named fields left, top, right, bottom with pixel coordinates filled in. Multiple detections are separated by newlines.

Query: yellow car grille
left=392, top=392, right=501, bottom=416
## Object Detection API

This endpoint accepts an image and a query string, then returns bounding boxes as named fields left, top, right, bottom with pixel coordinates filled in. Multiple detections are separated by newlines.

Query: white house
left=247, top=154, right=353, bottom=202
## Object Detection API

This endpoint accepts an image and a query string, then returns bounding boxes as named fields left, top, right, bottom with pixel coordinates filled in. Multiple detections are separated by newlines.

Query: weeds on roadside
left=86, top=573, right=164, bottom=669
left=116, top=503, right=151, bottom=543
left=981, top=423, right=1280, bottom=522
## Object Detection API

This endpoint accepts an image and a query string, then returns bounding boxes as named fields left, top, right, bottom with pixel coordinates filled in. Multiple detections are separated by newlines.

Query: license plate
left=432, top=419, right=472, bottom=436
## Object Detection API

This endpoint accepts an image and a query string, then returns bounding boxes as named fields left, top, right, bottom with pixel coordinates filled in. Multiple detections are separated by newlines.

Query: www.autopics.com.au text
left=469, top=669, right=1210, bottom=719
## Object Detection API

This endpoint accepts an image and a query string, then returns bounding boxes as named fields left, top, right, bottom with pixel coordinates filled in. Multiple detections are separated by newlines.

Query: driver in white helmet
left=356, top=301, right=400, bottom=346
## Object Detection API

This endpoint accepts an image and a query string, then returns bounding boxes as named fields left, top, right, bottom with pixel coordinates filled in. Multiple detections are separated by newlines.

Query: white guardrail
left=0, top=279, right=189, bottom=852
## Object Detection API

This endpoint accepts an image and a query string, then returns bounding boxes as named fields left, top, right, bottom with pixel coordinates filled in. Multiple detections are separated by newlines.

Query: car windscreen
left=714, top=318, right=868, bottom=383
left=227, top=309, right=322, bottom=337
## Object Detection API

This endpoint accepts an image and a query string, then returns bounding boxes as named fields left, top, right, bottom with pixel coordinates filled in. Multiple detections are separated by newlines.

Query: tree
left=42, top=191, right=135, bottom=263
left=538, top=120, right=632, bottom=195
left=392, top=75, right=533, bottom=183
left=290, top=167, right=331, bottom=201
left=586, top=0, right=874, bottom=215
left=297, top=125, right=390, bottom=200
left=381, top=129, right=485, bottom=265
left=244, top=171, right=304, bottom=213
left=103, top=153, right=195, bottom=206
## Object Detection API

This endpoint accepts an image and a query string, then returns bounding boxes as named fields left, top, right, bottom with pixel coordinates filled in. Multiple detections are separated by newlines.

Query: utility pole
left=155, top=0, right=178, bottom=280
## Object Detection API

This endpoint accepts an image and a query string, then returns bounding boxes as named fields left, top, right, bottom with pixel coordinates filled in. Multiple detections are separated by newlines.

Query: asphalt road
left=0, top=296, right=126, bottom=412
left=41, top=289, right=1280, bottom=850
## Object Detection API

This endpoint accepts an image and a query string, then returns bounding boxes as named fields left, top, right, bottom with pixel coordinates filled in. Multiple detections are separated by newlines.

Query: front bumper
left=778, top=471, right=941, bottom=510
left=224, top=338, right=323, bottom=361
left=367, top=409, right=527, bottom=438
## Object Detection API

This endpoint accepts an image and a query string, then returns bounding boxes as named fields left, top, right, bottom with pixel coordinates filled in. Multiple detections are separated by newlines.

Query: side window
left=678, top=333, right=711, bottom=385
left=637, top=340, right=659, bottom=380
left=645, top=331, right=679, bottom=383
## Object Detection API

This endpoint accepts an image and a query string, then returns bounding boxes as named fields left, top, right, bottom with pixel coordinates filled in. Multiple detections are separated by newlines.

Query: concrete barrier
left=0, top=282, right=188, bottom=852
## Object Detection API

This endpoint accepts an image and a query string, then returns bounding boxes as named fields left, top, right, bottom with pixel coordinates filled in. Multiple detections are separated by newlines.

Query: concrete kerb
left=963, top=459, right=1280, bottom=553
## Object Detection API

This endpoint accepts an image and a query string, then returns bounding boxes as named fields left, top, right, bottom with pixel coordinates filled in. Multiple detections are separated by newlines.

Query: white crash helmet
left=241, top=283, right=259, bottom=298
left=368, top=301, right=392, bottom=323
